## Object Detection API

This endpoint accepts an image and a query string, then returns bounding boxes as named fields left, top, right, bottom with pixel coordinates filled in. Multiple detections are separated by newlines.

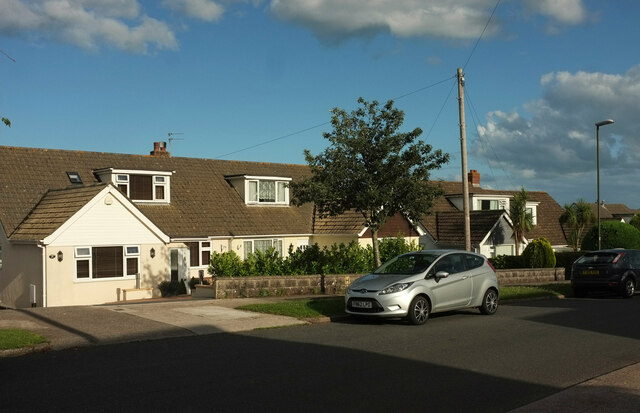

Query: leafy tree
left=559, top=199, right=595, bottom=251
left=290, top=98, right=449, bottom=267
left=509, top=187, right=534, bottom=256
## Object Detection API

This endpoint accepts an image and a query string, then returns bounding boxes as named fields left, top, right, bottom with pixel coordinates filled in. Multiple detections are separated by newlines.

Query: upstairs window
left=94, top=168, right=171, bottom=203
left=247, top=179, right=288, bottom=204
left=66, top=172, right=83, bottom=184
left=479, top=199, right=500, bottom=210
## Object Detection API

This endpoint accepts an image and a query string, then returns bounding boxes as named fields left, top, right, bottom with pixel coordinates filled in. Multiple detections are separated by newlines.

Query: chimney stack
left=468, top=170, right=480, bottom=187
left=150, top=141, right=170, bottom=158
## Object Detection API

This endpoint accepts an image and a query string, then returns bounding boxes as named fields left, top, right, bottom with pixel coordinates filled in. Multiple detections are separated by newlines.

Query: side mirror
left=435, top=270, right=450, bottom=279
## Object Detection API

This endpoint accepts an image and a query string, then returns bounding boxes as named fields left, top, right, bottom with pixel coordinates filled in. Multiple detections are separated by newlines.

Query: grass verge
left=236, top=283, right=573, bottom=319
left=0, top=328, right=48, bottom=350
left=238, top=297, right=345, bottom=318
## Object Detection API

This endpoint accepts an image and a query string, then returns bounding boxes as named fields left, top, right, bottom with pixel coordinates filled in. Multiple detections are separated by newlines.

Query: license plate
left=582, top=270, right=599, bottom=275
left=352, top=300, right=372, bottom=309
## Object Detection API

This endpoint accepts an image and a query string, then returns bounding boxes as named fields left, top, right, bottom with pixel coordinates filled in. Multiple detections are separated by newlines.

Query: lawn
left=0, top=328, right=48, bottom=351
left=237, top=283, right=573, bottom=319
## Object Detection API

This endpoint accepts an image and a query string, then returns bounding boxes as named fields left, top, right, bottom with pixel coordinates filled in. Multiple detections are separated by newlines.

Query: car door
left=428, top=253, right=473, bottom=311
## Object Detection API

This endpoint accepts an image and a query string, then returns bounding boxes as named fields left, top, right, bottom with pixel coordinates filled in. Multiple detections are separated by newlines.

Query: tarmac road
left=1, top=295, right=639, bottom=412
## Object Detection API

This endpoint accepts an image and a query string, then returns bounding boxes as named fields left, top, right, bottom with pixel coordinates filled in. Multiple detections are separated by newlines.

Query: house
left=0, top=144, right=424, bottom=308
left=589, top=203, right=637, bottom=224
left=419, top=170, right=568, bottom=257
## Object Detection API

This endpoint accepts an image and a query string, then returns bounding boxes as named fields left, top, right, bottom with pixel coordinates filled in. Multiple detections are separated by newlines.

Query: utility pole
left=457, top=68, right=471, bottom=251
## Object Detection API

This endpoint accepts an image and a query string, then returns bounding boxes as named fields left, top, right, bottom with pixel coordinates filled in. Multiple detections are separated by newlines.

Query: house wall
left=43, top=190, right=169, bottom=307
left=0, top=230, right=43, bottom=308
left=44, top=244, right=168, bottom=307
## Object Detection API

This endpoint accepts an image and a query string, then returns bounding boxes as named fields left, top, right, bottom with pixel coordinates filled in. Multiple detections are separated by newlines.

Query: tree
left=559, top=199, right=595, bottom=251
left=630, top=212, right=640, bottom=231
left=509, top=187, right=534, bottom=256
left=290, top=98, right=450, bottom=267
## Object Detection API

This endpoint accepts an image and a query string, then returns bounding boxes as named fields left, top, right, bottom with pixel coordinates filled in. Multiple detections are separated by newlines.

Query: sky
left=1, top=0, right=639, bottom=208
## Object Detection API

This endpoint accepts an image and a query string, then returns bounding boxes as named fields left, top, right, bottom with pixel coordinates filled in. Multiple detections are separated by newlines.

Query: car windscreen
left=373, top=254, right=438, bottom=275
left=576, top=252, right=620, bottom=264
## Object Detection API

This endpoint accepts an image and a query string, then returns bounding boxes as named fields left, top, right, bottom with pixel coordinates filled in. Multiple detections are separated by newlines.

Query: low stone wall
left=206, top=267, right=565, bottom=299
left=496, top=267, right=565, bottom=285
left=209, top=274, right=358, bottom=299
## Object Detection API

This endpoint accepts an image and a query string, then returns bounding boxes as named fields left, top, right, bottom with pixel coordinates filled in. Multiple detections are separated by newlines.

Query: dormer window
left=94, top=168, right=172, bottom=203
left=248, top=180, right=287, bottom=203
left=226, top=175, right=291, bottom=205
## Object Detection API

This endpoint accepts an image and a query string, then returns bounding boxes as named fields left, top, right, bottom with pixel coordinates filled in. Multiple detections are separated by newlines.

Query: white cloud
left=270, top=0, right=500, bottom=43
left=269, top=0, right=589, bottom=43
left=162, top=0, right=225, bottom=22
left=472, top=65, right=640, bottom=206
left=0, top=0, right=177, bottom=53
left=524, top=0, right=586, bottom=24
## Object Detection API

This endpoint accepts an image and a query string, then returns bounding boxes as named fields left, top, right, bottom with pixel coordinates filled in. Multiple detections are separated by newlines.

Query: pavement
left=1, top=295, right=639, bottom=412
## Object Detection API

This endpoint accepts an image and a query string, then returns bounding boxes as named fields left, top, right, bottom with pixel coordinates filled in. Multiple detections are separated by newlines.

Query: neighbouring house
left=419, top=170, right=569, bottom=257
left=589, top=202, right=638, bottom=224
left=0, top=144, right=425, bottom=308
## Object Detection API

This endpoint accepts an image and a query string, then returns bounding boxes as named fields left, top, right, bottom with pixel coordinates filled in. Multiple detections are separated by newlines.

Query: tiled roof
left=0, top=146, right=314, bottom=239
left=313, top=209, right=365, bottom=235
left=589, top=203, right=637, bottom=218
left=0, top=145, right=568, bottom=246
left=10, top=184, right=107, bottom=241
left=434, top=210, right=506, bottom=245
left=421, top=181, right=567, bottom=246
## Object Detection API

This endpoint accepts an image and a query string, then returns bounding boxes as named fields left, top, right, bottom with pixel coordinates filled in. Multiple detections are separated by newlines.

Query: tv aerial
left=167, top=132, right=184, bottom=153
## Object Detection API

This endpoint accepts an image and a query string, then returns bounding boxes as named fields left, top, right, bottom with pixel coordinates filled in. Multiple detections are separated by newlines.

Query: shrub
left=580, top=221, right=640, bottom=250
left=209, top=251, right=243, bottom=277
left=489, top=254, right=525, bottom=269
left=378, top=236, right=421, bottom=264
left=522, top=237, right=556, bottom=268
left=158, top=280, right=187, bottom=297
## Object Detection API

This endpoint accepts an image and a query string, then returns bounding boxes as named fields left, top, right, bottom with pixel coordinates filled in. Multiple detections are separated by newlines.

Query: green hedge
left=208, top=238, right=420, bottom=277
left=581, top=221, right=640, bottom=250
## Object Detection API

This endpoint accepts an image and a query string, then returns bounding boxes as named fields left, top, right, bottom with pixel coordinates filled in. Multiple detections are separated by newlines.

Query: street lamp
left=596, top=119, right=615, bottom=250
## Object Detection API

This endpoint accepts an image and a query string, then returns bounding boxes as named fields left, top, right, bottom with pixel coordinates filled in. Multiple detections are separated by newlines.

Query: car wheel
left=407, top=296, right=430, bottom=325
left=620, top=278, right=635, bottom=298
left=479, top=288, right=499, bottom=315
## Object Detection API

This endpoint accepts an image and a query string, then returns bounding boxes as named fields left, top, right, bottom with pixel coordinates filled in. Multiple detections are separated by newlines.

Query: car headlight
left=379, top=282, right=413, bottom=295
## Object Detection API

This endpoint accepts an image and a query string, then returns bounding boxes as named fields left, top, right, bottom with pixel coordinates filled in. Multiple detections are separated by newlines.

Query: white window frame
left=243, top=238, right=284, bottom=259
left=244, top=177, right=290, bottom=205
left=74, top=245, right=139, bottom=282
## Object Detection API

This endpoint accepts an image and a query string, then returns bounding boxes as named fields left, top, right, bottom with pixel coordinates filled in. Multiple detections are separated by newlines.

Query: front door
left=170, top=248, right=190, bottom=282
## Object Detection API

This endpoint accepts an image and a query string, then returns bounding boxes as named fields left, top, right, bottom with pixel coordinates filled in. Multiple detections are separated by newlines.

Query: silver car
left=345, top=250, right=499, bottom=325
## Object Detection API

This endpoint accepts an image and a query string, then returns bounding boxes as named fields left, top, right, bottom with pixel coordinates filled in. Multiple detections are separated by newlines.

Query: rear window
left=576, top=252, right=621, bottom=264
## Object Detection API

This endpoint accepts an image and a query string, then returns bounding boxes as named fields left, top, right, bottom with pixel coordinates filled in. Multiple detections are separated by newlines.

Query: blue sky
left=1, top=0, right=640, bottom=208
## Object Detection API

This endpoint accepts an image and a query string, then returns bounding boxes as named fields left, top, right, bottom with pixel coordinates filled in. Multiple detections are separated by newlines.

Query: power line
left=213, top=75, right=455, bottom=160
left=0, top=49, right=16, bottom=62
left=463, top=0, right=501, bottom=71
